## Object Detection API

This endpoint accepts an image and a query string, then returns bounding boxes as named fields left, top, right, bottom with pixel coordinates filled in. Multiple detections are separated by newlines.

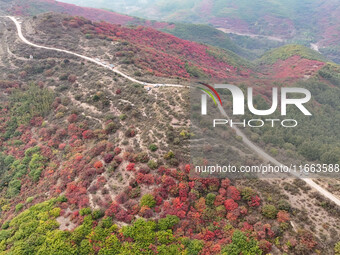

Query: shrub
left=105, top=122, right=117, bottom=134
left=147, top=160, right=157, bottom=169
left=206, top=193, right=216, bottom=206
left=29, top=153, right=46, bottom=182
left=262, top=204, right=278, bottom=219
left=49, top=208, right=61, bottom=217
left=227, top=186, right=241, bottom=201
left=92, top=209, right=104, bottom=220
left=277, top=210, right=290, bottom=223
left=79, top=207, right=92, bottom=216
left=335, top=241, right=340, bottom=255
left=277, top=199, right=291, bottom=211
left=241, top=187, right=255, bottom=201
left=164, top=151, right=174, bottom=160
left=149, top=144, right=158, bottom=152
left=126, top=163, right=135, bottom=171
left=1, top=221, right=9, bottom=230
left=7, top=179, right=21, bottom=197
left=26, top=197, right=34, bottom=203
left=248, top=195, right=261, bottom=207
left=222, top=230, right=261, bottom=254
left=59, top=74, right=68, bottom=80
left=158, top=215, right=180, bottom=230
left=4, top=155, right=15, bottom=166
left=93, top=94, right=100, bottom=101
left=94, top=161, right=103, bottom=169
left=137, top=152, right=149, bottom=163
left=15, top=203, right=24, bottom=212
left=67, top=114, right=78, bottom=123
left=103, top=154, right=114, bottom=164
left=140, top=194, right=156, bottom=208
left=224, top=199, right=238, bottom=211
left=184, top=239, right=204, bottom=255
left=68, top=74, right=77, bottom=83
left=82, top=130, right=95, bottom=139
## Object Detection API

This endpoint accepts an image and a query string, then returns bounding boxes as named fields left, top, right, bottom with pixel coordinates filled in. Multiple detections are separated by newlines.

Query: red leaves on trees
left=115, top=192, right=129, bottom=204
left=172, top=197, right=184, bottom=209
left=68, top=123, right=83, bottom=137
left=277, top=210, right=290, bottom=223
left=94, top=161, right=103, bottom=169
left=126, top=163, right=135, bottom=171
left=259, top=239, right=272, bottom=254
left=161, top=175, right=176, bottom=187
left=64, top=17, right=247, bottom=79
left=67, top=114, right=78, bottom=123
left=136, top=173, right=154, bottom=185
left=299, top=231, right=317, bottom=250
left=218, top=188, right=227, bottom=197
left=178, top=182, right=189, bottom=198
left=59, top=143, right=66, bottom=150
left=103, top=153, right=114, bottom=163
left=195, top=197, right=206, bottom=213
left=227, top=186, right=241, bottom=201
left=105, top=202, right=120, bottom=217
left=75, top=154, right=83, bottom=161
left=89, top=143, right=107, bottom=157
left=214, top=195, right=225, bottom=207
left=241, top=222, right=253, bottom=232
left=184, top=164, right=191, bottom=174
left=66, top=182, right=89, bottom=207
left=221, top=178, right=231, bottom=189
left=203, top=230, right=215, bottom=241
left=248, top=195, right=261, bottom=207
left=82, top=130, right=95, bottom=139
left=114, top=147, right=121, bottom=155
left=224, top=199, right=238, bottom=211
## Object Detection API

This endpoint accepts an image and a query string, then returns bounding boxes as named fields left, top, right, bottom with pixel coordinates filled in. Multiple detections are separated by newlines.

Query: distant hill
left=257, top=44, right=329, bottom=65
left=160, top=23, right=257, bottom=60
left=56, top=0, right=340, bottom=63
left=7, top=0, right=135, bottom=25
left=31, top=14, right=252, bottom=80
left=5, top=0, right=267, bottom=60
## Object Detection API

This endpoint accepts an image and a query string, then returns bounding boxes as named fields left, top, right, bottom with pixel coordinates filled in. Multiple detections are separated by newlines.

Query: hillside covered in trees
left=0, top=5, right=339, bottom=255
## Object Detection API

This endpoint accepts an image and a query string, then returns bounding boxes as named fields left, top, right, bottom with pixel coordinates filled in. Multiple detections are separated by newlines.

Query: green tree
left=335, top=241, right=340, bottom=255
left=321, top=149, right=340, bottom=164
left=206, top=193, right=216, bottom=206
left=10, top=83, right=54, bottom=124
left=140, top=194, right=156, bottom=208
left=262, top=204, right=278, bottom=219
left=298, top=141, right=321, bottom=161
left=149, top=144, right=158, bottom=152
left=222, top=230, right=262, bottom=255
left=158, top=215, right=180, bottom=230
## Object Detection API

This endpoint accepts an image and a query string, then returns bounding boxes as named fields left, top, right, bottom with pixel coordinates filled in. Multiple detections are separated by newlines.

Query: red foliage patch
left=94, top=161, right=103, bottom=169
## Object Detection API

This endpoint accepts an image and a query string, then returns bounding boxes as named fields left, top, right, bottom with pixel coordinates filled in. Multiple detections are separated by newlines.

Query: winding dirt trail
left=4, top=16, right=185, bottom=88
left=217, top=27, right=285, bottom=42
